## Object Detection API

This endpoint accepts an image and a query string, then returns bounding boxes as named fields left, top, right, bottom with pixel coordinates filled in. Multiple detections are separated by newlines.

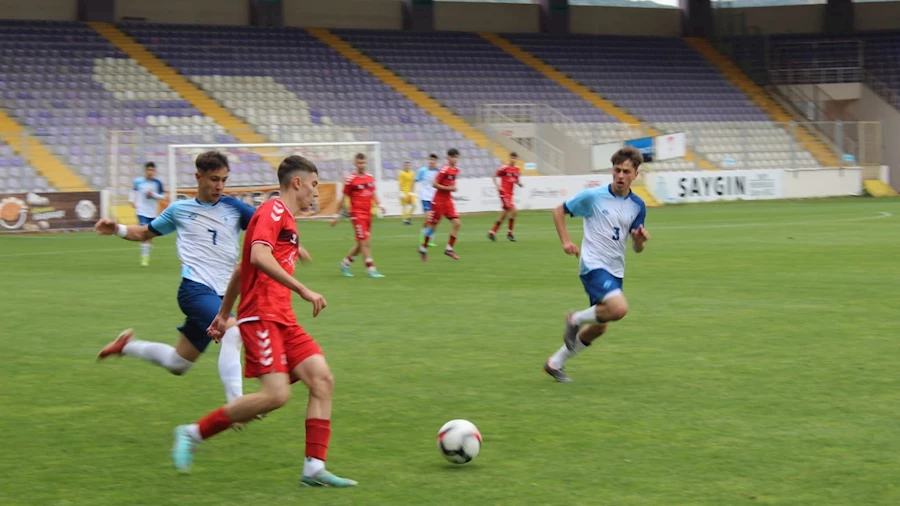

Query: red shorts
left=499, top=193, right=515, bottom=211
left=240, top=319, right=323, bottom=380
left=428, top=200, right=458, bottom=225
left=350, top=213, right=371, bottom=241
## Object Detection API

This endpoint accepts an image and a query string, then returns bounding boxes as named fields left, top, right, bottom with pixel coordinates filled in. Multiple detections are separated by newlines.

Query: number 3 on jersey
left=207, top=228, right=218, bottom=246
left=612, top=227, right=620, bottom=241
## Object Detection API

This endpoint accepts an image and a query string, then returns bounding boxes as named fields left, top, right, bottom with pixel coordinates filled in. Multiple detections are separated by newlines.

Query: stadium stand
left=0, top=19, right=234, bottom=198
left=120, top=23, right=502, bottom=179
left=505, top=33, right=825, bottom=170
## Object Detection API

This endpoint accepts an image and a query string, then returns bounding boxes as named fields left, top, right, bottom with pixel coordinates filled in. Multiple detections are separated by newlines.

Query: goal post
left=164, top=141, right=383, bottom=219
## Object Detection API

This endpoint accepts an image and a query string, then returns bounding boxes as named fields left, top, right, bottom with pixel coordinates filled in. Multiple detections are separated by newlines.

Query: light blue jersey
left=563, top=184, right=646, bottom=278
left=415, top=166, right=439, bottom=202
left=131, top=177, right=165, bottom=219
left=148, top=196, right=256, bottom=295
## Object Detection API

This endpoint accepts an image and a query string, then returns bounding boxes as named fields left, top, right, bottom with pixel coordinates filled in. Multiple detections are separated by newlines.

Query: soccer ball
left=437, top=419, right=482, bottom=464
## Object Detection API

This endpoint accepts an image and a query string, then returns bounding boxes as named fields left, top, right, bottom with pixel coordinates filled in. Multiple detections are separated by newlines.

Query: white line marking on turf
left=0, top=212, right=892, bottom=259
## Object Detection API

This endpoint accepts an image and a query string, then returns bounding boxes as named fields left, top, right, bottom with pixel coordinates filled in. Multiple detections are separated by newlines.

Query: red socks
left=448, top=235, right=457, bottom=248
left=306, top=418, right=332, bottom=461
left=198, top=407, right=232, bottom=440
left=508, top=219, right=515, bottom=233
left=491, top=221, right=501, bottom=233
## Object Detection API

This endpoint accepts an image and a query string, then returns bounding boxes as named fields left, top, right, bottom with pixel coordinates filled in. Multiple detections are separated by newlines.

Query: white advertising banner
left=646, top=169, right=783, bottom=203
left=654, top=132, right=686, bottom=161
left=378, top=174, right=613, bottom=216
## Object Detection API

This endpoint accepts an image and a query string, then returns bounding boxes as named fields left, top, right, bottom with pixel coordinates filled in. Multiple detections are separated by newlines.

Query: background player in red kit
left=488, top=152, right=524, bottom=242
left=331, top=153, right=385, bottom=278
left=419, top=148, right=462, bottom=261
left=172, top=155, right=357, bottom=488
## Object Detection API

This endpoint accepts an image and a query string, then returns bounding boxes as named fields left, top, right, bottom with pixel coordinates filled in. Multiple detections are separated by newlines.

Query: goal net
left=112, top=140, right=381, bottom=221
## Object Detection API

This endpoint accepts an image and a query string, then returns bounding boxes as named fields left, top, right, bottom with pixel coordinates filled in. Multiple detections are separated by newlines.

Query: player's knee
left=309, top=371, right=334, bottom=399
left=263, top=388, right=291, bottom=411
left=167, top=354, right=194, bottom=376
left=604, top=299, right=629, bottom=321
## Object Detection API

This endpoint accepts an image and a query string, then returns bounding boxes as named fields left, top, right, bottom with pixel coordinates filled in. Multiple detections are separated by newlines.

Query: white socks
left=549, top=335, right=590, bottom=369
left=185, top=424, right=202, bottom=441
left=140, top=243, right=151, bottom=259
left=303, top=457, right=325, bottom=477
left=573, top=306, right=599, bottom=325
left=123, top=339, right=193, bottom=375
left=218, top=326, right=244, bottom=403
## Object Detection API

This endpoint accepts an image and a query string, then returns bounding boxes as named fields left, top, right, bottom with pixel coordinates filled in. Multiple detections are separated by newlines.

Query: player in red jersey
left=419, top=148, right=462, bottom=261
left=488, top=152, right=524, bottom=242
left=330, top=153, right=385, bottom=278
left=171, top=155, right=357, bottom=488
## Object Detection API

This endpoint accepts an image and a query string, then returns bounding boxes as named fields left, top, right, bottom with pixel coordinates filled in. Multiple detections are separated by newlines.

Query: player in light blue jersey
left=130, top=161, right=165, bottom=267
left=544, top=146, right=650, bottom=383
left=415, top=153, right=439, bottom=247
left=95, top=151, right=256, bottom=407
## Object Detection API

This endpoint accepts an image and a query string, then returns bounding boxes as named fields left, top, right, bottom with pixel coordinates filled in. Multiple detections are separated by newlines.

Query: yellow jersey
left=398, top=170, right=415, bottom=194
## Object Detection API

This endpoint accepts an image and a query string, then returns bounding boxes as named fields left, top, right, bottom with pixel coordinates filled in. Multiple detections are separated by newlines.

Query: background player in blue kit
left=544, top=146, right=651, bottom=383
left=130, top=161, right=165, bottom=267
left=415, top=153, right=439, bottom=247
left=95, top=151, right=256, bottom=406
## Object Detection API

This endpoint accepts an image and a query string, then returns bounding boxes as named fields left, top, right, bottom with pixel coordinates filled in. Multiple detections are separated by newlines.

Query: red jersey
left=495, top=165, right=520, bottom=196
left=343, top=172, right=376, bottom=215
left=432, top=165, right=459, bottom=204
left=238, top=199, right=299, bottom=326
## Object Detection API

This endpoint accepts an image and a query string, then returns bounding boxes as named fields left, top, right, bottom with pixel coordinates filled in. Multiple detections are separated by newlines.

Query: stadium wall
left=285, top=0, right=403, bottom=30
left=434, top=1, right=540, bottom=33
left=116, top=0, right=247, bottom=25
left=375, top=169, right=863, bottom=217
left=856, top=86, right=900, bottom=190
left=0, top=0, right=77, bottom=21
left=570, top=6, right=681, bottom=37
left=718, top=3, right=900, bottom=35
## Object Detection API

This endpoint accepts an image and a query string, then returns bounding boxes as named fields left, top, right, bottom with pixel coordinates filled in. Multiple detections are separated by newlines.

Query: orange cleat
left=97, top=328, right=134, bottom=360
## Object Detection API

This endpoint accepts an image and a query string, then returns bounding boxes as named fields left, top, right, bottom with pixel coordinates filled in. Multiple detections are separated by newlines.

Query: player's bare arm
left=94, top=218, right=156, bottom=242
left=207, top=264, right=242, bottom=341
left=631, top=225, right=649, bottom=253
left=249, top=243, right=327, bottom=317
left=552, top=205, right=580, bottom=257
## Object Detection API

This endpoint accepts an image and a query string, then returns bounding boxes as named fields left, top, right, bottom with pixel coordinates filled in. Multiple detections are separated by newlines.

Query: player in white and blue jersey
left=416, top=153, right=439, bottom=247
left=95, top=151, right=256, bottom=406
left=543, top=146, right=651, bottom=383
left=130, top=162, right=165, bottom=267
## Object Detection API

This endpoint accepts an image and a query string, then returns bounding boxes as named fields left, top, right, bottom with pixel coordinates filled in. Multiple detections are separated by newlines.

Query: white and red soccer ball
left=437, top=419, right=482, bottom=464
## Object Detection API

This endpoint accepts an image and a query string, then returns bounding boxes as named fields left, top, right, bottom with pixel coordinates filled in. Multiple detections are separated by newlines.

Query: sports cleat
left=171, top=425, right=198, bottom=472
left=301, top=470, right=358, bottom=488
left=444, top=250, right=460, bottom=260
left=487, top=232, right=496, bottom=242
left=543, top=361, right=573, bottom=383
left=507, top=234, right=516, bottom=242
left=340, top=264, right=353, bottom=277
left=563, top=312, right=579, bottom=351
left=428, top=241, right=437, bottom=248
left=97, top=328, right=134, bottom=360
left=140, top=257, right=149, bottom=267
left=367, top=271, right=385, bottom=278
left=403, top=219, right=412, bottom=225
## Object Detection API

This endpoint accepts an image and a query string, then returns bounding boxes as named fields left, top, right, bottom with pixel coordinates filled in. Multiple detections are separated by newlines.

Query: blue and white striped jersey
left=148, top=196, right=256, bottom=295
left=131, top=177, right=165, bottom=218
left=563, top=184, right=646, bottom=278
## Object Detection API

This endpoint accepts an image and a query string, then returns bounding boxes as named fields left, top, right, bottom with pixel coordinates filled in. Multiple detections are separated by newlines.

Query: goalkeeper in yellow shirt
left=398, top=161, right=416, bottom=225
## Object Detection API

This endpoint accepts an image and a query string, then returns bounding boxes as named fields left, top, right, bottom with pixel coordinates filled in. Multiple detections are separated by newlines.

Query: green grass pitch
left=1, top=197, right=898, bottom=506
